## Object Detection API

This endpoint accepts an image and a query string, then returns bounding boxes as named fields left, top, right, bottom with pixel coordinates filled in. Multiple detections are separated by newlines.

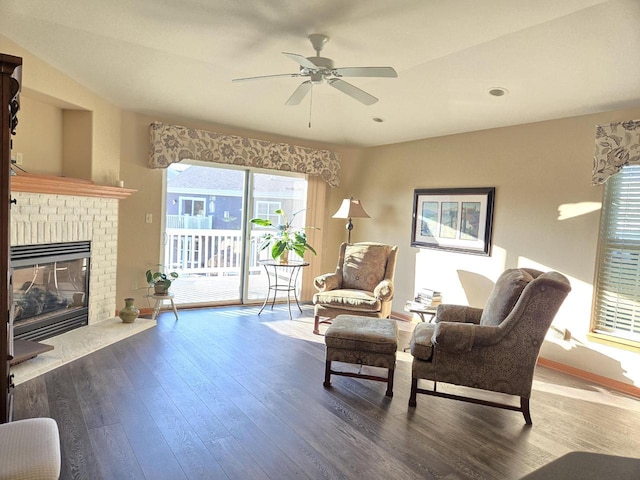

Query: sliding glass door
left=163, top=162, right=307, bottom=306
left=246, top=172, right=308, bottom=301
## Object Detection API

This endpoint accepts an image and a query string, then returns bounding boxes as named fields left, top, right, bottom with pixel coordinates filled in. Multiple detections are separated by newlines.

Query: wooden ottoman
left=323, top=315, right=398, bottom=397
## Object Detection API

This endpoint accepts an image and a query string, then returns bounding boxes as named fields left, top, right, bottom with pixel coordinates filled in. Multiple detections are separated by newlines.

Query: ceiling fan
left=232, top=34, right=397, bottom=106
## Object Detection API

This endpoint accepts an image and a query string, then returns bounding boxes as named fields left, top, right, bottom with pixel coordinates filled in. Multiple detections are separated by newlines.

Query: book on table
left=413, top=288, right=442, bottom=307
left=405, top=300, right=439, bottom=312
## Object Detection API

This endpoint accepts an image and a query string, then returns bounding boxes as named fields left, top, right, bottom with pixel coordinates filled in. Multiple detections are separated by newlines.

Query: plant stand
left=150, top=293, right=179, bottom=321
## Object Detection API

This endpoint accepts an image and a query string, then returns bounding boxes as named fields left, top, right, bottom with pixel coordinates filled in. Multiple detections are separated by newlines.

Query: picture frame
left=411, top=187, right=495, bottom=255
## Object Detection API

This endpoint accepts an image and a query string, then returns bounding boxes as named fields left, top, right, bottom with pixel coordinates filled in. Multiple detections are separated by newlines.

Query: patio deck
left=159, top=270, right=300, bottom=308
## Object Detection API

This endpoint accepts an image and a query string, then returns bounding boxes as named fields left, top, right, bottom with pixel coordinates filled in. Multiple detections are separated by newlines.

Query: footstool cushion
left=324, top=315, right=398, bottom=396
left=325, top=315, right=398, bottom=355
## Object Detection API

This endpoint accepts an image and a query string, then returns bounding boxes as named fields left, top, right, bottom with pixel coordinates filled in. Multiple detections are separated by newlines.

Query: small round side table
left=258, top=260, right=309, bottom=319
left=151, top=293, right=179, bottom=321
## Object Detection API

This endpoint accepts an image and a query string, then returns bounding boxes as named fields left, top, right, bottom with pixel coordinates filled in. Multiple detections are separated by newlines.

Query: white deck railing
left=165, top=228, right=307, bottom=304
left=166, top=215, right=212, bottom=229
left=164, top=229, right=265, bottom=276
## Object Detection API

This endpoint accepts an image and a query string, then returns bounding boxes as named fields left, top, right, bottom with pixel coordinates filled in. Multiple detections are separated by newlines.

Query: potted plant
left=145, top=265, right=179, bottom=295
left=250, top=209, right=317, bottom=264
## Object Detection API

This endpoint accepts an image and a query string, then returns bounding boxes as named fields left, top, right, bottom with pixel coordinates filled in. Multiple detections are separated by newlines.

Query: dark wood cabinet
left=1, top=53, right=22, bottom=423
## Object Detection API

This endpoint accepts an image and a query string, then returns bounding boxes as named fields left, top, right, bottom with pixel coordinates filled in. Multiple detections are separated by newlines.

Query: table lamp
left=332, top=197, right=370, bottom=243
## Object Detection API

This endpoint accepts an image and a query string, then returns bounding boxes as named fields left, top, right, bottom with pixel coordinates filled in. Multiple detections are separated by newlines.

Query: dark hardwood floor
left=13, top=304, right=640, bottom=480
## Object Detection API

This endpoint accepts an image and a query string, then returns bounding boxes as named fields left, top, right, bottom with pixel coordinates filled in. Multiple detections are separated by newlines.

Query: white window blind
left=594, top=165, right=640, bottom=341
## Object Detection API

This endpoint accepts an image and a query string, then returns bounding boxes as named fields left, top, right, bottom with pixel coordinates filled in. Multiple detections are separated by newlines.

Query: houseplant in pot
left=145, top=265, right=179, bottom=295
left=250, top=209, right=317, bottom=264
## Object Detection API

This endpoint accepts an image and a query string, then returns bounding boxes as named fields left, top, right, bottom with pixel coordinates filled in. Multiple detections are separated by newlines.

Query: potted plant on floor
left=145, top=265, right=179, bottom=295
left=250, top=209, right=317, bottom=264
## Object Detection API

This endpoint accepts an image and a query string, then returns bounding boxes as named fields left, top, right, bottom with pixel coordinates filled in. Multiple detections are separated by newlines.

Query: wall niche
left=12, top=93, right=92, bottom=180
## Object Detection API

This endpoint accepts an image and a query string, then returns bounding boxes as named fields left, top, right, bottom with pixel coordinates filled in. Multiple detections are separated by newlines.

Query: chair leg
left=521, top=397, right=532, bottom=425
left=313, top=315, right=334, bottom=334
left=409, top=378, right=418, bottom=407
left=323, top=361, right=332, bottom=387
left=385, top=368, right=394, bottom=397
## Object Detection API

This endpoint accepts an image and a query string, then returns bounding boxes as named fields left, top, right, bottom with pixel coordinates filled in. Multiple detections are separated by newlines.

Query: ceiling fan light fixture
left=310, top=72, right=324, bottom=85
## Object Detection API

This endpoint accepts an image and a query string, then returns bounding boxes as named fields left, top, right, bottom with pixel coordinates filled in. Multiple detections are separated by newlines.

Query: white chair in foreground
left=0, top=417, right=61, bottom=480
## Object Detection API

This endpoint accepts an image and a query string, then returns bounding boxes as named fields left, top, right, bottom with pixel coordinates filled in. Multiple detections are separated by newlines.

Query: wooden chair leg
left=521, top=397, right=532, bottom=425
left=385, top=368, right=394, bottom=397
left=409, top=378, right=418, bottom=407
left=323, top=361, right=332, bottom=387
left=313, top=315, right=334, bottom=334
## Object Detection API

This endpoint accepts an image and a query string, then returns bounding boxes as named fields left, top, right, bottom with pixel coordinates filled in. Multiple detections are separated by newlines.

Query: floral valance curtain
left=149, top=122, right=341, bottom=187
left=592, top=119, right=640, bottom=185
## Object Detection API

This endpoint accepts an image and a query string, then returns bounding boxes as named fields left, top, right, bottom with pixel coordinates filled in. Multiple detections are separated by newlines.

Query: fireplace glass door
left=11, top=242, right=90, bottom=341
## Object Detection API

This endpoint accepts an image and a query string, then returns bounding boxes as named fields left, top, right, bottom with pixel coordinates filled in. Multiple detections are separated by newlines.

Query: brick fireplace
left=10, top=174, right=135, bottom=333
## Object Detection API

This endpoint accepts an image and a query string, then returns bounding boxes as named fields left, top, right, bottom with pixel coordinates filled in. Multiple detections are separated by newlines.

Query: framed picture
left=411, top=187, right=495, bottom=255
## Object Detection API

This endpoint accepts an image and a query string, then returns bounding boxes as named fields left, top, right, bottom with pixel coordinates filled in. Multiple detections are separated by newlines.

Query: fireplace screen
left=11, top=242, right=90, bottom=341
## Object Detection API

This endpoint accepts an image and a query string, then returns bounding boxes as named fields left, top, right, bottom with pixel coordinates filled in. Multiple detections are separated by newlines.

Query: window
left=179, top=197, right=206, bottom=216
left=255, top=201, right=282, bottom=226
left=594, top=165, right=640, bottom=342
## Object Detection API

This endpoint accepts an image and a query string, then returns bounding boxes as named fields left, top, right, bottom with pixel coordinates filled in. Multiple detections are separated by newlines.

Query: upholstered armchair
left=313, top=242, right=398, bottom=335
left=409, top=268, right=571, bottom=424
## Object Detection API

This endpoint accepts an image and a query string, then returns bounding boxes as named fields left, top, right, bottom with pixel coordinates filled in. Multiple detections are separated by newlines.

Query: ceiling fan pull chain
left=308, top=86, right=313, bottom=128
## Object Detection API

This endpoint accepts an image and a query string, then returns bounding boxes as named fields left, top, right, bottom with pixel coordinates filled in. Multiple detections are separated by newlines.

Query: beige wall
left=62, top=110, right=93, bottom=180
left=0, top=34, right=121, bottom=184
left=4, top=35, right=639, bottom=388
left=333, top=108, right=640, bottom=387
left=11, top=95, right=63, bottom=174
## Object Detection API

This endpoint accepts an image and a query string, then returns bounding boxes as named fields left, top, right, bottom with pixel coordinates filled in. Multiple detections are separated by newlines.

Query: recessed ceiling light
left=372, top=117, right=384, bottom=123
left=488, top=87, right=509, bottom=97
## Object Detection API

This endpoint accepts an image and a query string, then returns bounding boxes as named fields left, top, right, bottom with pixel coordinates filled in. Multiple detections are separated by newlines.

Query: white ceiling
left=1, top=0, right=639, bottom=147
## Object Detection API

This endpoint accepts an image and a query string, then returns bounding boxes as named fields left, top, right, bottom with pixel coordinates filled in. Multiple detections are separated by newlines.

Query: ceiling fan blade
left=282, top=52, right=318, bottom=70
left=327, top=78, right=378, bottom=105
left=232, top=73, right=299, bottom=82
left=285, top=81, right=312, bottom=106
left=333, top=66, right=398, bottom=78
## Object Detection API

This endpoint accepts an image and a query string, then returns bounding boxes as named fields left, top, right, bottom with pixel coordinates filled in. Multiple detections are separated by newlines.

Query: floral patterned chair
left=312, top=242, right=398, bottom=335
left=409, top=268, right=571, bottom=424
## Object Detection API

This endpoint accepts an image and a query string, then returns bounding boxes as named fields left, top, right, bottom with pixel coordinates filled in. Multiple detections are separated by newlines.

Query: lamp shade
left=332, top=198, right=371, bottom=219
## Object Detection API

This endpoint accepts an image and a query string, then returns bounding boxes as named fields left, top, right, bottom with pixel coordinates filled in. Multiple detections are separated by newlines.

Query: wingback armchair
left=409, top=268, right=571, bottom=424
left=313, top=242, right=398, bottom=334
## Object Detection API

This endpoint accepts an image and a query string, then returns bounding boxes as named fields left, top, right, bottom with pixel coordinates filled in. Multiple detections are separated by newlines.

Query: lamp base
left=346, top=219, right=353, bottom=244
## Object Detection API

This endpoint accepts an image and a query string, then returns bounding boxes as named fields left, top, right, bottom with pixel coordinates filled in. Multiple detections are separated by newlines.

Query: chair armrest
left=314, top=273, right=341, bottom=292
left=374, top=279, right=394, bottom=301
left=432, top=321, right=503, bottom=352
left=436, top=304, right=483, bottom=324
left=432, top=322, right=476, bottom=352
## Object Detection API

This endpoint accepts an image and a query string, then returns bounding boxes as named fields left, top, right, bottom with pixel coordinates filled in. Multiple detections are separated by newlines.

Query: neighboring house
left=166, top=165, right=306, bottom=231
